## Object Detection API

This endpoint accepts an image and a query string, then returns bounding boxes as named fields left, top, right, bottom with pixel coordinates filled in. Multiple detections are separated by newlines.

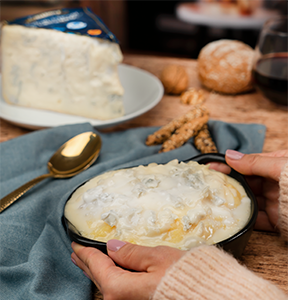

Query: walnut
left=180, top=88, right=206, bottom=106
left=160, top=65, right=188, bottom=95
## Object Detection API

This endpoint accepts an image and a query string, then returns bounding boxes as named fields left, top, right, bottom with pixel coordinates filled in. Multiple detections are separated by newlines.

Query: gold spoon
left=0, top=131, right=102, bottom=213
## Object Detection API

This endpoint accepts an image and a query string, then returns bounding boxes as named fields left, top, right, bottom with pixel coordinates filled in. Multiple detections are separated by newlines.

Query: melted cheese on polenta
left=64, top=160, right=251, bottom=250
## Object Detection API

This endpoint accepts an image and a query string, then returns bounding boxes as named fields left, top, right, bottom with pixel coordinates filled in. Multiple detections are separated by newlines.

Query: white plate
left=0, top=64, right=164, bottom=130
left=176, top=3, right=279, bottom=29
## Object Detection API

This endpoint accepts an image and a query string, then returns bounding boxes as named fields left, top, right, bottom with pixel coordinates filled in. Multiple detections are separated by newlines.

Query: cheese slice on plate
left=1, top=20, right=125, bottom=120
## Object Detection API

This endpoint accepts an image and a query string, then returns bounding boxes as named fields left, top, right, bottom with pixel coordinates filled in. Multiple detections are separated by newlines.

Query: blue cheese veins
left=64, top=160, right=251, bottom=250
left=1, top=24, right=125, bottom=120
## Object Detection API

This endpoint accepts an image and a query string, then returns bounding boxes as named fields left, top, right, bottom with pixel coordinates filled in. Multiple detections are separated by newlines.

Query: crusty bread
left=198, top=39, right=254, bottom=94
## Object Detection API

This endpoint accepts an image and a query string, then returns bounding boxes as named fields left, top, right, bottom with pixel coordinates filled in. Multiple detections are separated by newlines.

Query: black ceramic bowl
left=63, top=153, right=258, bottom=259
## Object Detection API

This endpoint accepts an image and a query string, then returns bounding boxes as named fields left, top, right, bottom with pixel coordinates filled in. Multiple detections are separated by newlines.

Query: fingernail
left=71, top=257, right=77, bottom=267
left=83, top=271, right=90, bottom=279
left=226, top=150, right=244, bottom=160
left=71, top=242, right=84, bottom=252
left=107, top=239, right=126, bottom=252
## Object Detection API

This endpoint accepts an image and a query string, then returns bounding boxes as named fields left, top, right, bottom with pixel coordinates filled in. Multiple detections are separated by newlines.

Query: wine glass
left=252, top=15, right=288, bottom=106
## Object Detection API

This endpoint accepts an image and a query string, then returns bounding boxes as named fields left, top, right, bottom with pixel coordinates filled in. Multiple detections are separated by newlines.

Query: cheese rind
left=1, top=24, right=125, bottom=120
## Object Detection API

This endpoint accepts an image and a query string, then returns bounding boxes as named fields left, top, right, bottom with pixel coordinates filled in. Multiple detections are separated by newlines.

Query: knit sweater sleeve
left=153, top=160, right=288, bottom=300
left=152, top=245, right=287, bottom=300
left=279, top=160, right=288, bottom=241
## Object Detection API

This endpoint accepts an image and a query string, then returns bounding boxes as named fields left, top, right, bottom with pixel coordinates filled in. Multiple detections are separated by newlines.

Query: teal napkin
left=0, top=121, right=265, bottom=299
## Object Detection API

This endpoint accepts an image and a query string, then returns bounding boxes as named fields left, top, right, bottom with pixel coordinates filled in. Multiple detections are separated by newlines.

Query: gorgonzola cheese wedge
left=1, top=24, right=125, bottom=120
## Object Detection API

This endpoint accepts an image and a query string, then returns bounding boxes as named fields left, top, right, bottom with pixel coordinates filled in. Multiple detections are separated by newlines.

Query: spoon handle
left=0, top=173, right=53, bottom=213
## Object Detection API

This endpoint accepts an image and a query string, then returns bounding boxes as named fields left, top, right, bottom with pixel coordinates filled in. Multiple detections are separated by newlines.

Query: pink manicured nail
left=107, top=239, right=126, bottom=252
left=226, top=150, right=244, bottom=160
left=71, top=257, right=77, bottom=267
left=83, top=271, right=90, bottom=279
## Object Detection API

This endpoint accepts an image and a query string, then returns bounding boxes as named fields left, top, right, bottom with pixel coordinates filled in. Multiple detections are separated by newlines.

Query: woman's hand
left=209, top=149, right=288, bottom=232
left=71, top=240, right=185, bottom=300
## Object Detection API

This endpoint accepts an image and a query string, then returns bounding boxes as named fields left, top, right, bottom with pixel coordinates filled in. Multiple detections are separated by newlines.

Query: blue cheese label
left=7, top=7, right=119, bottom=43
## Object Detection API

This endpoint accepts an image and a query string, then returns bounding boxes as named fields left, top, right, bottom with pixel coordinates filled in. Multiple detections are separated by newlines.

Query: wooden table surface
left=1, top=54, right=287, bottom=295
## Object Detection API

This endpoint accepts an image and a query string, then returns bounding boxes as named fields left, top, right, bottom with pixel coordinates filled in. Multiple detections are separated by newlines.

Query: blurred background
left=1, top=0, right=286, bottom=58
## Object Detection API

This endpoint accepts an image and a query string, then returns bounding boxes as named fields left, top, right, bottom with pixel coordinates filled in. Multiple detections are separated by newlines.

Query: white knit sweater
left=153, top=161, right=288, bottom=300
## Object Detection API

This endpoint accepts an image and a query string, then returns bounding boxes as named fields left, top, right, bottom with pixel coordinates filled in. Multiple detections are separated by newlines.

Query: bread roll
left=198, top=39, right=254, bottom=94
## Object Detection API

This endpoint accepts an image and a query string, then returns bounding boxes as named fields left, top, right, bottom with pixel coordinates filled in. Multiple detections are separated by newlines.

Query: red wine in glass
left=252, top=53, right=288, bottom=106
